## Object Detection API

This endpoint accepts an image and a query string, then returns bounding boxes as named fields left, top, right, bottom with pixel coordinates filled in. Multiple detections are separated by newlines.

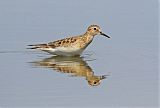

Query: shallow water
left=0, top=0, right=159, bottom=107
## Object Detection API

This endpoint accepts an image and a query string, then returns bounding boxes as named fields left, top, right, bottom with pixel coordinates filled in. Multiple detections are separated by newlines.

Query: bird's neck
left=82, top=32, right=94, bottom=43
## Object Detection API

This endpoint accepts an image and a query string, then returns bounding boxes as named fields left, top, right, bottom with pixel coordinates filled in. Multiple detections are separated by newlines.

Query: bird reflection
left=31, top=56, right=107, bottom=86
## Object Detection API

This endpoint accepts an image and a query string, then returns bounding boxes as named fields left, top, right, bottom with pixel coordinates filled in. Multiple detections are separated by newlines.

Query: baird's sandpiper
left=28, top=25, right=110, bottom=56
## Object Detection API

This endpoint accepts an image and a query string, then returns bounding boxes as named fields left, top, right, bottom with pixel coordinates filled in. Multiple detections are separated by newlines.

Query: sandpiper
left=28, top=25, right=110, bottom=56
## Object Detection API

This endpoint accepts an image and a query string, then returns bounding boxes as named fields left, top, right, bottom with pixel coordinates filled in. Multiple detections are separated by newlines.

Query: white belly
left=43, top=47, right=84, bottom=56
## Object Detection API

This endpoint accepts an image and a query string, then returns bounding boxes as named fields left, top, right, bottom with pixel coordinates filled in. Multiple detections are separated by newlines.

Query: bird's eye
left=93, top=81, right=97, bottom=84
left=94, top=28, right=97, bottom=30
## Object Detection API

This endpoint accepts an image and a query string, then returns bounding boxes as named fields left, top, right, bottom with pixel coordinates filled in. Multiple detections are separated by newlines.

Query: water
left=0, top=0, right=159, bottom=107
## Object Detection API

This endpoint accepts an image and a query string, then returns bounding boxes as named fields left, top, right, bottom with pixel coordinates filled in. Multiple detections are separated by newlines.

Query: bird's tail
left=27, top=44, right=49, bottom=49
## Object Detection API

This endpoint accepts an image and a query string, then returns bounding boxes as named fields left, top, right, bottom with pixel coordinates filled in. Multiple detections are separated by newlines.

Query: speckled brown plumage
left=28, top=24, right=110, bottom=56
